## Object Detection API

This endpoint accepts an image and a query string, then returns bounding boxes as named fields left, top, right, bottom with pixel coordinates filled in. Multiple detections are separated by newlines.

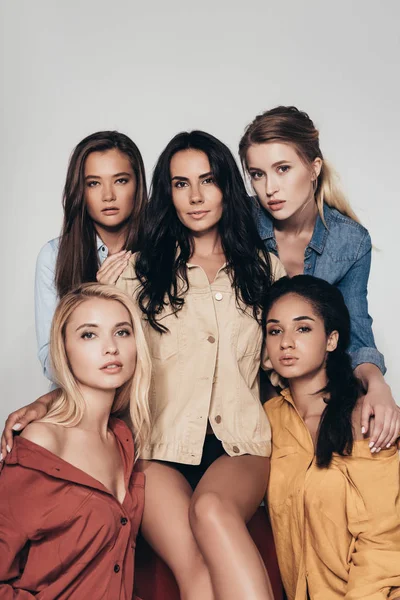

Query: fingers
left=360, top=399, right=372, bottom=436
left=369, top=406, right=396, bottom=452
left=1, top=407, right=29, bottom=459
left=96, top=251, right=131, bottom=285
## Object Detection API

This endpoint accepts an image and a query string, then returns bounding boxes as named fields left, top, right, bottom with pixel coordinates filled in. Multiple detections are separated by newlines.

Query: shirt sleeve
left=336, top=230, right=386, bottom=374
left=34, top=241, right=59, bottom=383
left=115, top=256, right=140, bottom=298
left=0, top=467, right=36, bottom=598
left=344, top=447, right=400, bottom=600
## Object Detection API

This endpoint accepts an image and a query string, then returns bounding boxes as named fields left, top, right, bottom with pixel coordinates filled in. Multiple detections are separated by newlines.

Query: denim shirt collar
left=254, top=198, right=333, bottom=256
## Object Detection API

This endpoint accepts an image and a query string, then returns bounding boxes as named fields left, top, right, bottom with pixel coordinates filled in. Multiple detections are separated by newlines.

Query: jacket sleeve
left=0, top=467, right=37, bottom=598
left=344, top=447, right=400, bottom=600
left=336, top=230, right=386, bottom=374
left=34, top=241, right=59, bottom=383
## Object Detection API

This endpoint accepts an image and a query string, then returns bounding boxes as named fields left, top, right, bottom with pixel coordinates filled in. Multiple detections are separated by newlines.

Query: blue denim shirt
left=35, top=236, right=109, bottom=383
left=252, top=200, right=385, bottom=374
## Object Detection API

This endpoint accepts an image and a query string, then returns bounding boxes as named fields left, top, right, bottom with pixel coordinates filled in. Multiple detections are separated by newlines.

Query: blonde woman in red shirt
left=0, top=283, right=151, bottom=599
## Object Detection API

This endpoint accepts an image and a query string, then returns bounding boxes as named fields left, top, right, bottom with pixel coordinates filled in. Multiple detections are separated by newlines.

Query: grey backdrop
left=1, top=0, right=399, bottom=425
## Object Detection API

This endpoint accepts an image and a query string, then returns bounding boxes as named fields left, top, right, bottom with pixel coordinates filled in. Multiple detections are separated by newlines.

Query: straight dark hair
left=55, top=131, right=147, bottom=298
left=264, top=275, right=363, bottom=467
left=135, top=130, right=273, bottom=332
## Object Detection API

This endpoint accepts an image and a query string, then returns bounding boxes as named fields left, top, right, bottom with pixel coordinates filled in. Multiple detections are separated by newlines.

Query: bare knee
left=189, top=491, right=237, bottom=535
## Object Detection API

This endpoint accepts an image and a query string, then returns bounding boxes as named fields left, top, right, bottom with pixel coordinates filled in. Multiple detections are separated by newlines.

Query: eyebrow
left=75, top=321, right=132, bottom=332
left=84, top=172, right=132, bottom=180
left=266, top=315, right=315, bottom=324
left=248, top=160, right=291, bottom=171
left=171, top=171, right=213, bottom=182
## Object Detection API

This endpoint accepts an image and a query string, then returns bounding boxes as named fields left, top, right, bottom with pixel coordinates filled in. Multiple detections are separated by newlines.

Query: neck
left=191, top=227, right=224, bottom=258
left=288, top=367, right=328, bottom=420
left=274, top=196, right=318, bottom=237
left=94, top=223, right=129, bottom=254
left=76, top=384, right=116, bottom=438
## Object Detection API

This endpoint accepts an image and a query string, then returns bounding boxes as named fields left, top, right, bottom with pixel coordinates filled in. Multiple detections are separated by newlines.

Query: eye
left=81, top=331, right=96, bottom=339
left=87, top=180, right=100, bottom=188
left=115, top=329, right=131, bottom=337
left=249, top=171, right=263, bottom=180
left=297, top=326, right=311, bottom=333
left=267, top=328, right=282, bottom=336
left=115, top=178, right=129, bottom=185
left=174, top=180, right=188, bottom=189
left=277, top=165, right=290, bottom=174
left=202, top=176, right=215, bottom=185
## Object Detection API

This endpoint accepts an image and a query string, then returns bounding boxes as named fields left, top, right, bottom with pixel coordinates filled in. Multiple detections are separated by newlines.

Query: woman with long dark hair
left=263, top=275, right=400, bottom=600
left=35, top=130, right=147, bottom=380
left=240, top=106, right=400, bottom=452
left=115, top=130, right=284, bottom=599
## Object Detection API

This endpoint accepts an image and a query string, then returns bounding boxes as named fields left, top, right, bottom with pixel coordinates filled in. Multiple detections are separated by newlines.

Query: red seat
left=135, top=506, right=284, bottom=599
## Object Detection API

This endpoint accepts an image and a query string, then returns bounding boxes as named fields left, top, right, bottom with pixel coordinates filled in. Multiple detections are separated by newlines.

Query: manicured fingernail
left=6, top=445, right=11, bottom=453
left=12, top=423, right=22, bottom=431
left=376, top=447, right=381, bottom=453
left=386, top=443, right=391, bottom=448
left=0, top=453, right=3, bottom=462
left=361, top=426, right=366, bottom=434
left=368, top=441, right=374, bottom=448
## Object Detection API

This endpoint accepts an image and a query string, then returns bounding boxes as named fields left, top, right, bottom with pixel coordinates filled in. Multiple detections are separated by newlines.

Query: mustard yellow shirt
left=117, top=253, right=285, bottom=464
left=265, top=389, right=400, bottom=600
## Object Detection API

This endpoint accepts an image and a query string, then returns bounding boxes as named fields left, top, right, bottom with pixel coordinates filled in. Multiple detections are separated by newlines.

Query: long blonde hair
left=42, top=283, right=151, bottom=458
left=239, top=105, right=360, bottom=224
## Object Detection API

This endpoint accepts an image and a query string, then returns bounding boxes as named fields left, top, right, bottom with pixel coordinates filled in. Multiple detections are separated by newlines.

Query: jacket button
left=215, top=415, right=222, bottom=424
left=207, top=335, right=216, bottom=343
left=215, top=292, right=223, bottom=301
left=233, top=446, right=240, bottom=453
left=114, top=564, right=120, bottom=573
left=120, top=517, right=128, bottom=525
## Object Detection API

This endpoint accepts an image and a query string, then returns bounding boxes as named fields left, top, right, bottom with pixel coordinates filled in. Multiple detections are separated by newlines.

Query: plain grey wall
left=1, top=0, right=399, bottom=426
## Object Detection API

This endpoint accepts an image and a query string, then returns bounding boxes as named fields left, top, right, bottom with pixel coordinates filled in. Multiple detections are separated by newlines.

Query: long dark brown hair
left=55, top=131, right=147, bottom=298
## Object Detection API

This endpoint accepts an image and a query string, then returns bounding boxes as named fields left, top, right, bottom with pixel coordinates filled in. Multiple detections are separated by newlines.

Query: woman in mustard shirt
left=263, top=274, right=400, bottom=600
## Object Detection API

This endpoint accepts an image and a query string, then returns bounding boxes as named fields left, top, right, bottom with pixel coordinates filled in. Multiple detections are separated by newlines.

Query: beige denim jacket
left=117, top=253, right=285, bottom=465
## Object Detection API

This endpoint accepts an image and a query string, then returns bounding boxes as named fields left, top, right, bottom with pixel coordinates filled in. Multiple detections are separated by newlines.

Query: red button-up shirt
left=0, top=418, right=144, bottom=599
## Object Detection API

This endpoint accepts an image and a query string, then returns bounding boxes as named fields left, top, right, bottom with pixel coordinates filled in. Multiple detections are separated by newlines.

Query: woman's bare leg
left=138, top=460, right=214, bottom=600
left=189, top=454, right=273, bottom=600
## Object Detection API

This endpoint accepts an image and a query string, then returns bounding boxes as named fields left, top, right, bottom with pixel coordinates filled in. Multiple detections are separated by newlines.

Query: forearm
left=37, top=388, right=60, bottom=409
left=354, top=362, right=389, bottom=393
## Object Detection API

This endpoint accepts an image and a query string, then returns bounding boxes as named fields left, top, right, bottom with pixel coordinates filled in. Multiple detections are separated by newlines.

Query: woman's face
left=246, top=142, right=321, bottom=221
left=84, top=148, right=136, bottom=230
left=65, top=297, right=137, bottom=393
left=265, top=293, right=337, bottom=381
left=170, top=149, right=223, bottom=235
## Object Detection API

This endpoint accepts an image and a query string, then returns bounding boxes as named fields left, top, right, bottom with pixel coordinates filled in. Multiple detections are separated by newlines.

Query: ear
left=326, top=330, right=339, bottom=352
left=311, top=157, right=322, bottom=181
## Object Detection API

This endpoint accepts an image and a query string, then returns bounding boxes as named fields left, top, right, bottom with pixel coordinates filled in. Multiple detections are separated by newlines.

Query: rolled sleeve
left=337, top=231, right=386, bottom=375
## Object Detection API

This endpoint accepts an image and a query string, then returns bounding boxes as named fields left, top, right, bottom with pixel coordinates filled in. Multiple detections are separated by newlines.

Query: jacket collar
left=254, top=199, right=334, bottom=256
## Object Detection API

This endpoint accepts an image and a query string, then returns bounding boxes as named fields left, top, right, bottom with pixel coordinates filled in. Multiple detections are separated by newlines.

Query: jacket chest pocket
left=235, top=306, right=263, bottom=358
left=145, top=312, right=181, bottom=361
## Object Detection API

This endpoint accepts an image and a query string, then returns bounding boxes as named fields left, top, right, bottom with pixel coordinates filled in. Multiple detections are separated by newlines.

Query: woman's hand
left=96, top=251, right=131, bottom=285
left=0, top=390, right=58, bottom=459
left=356, top=365, right=400, bottom=452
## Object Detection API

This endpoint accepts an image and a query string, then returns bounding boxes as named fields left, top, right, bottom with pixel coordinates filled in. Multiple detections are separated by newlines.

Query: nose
left=103, top=338, right=119, bottom=355
left=265, top=174, right=279, bottom=198
left=189, top=182, right=204, bottom=205
left=280, top=332, right=295, bottom=350
left=102, top=182, right=116, bottom=203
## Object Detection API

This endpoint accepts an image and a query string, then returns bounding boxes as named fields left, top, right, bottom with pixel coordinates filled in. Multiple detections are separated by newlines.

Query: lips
left=101, top=207, right=120, bottom=214
left=100, top=361, right=123, bottom=373
left=187, top=210, right=210, bottom=220
left=279, top=355, right=298, bottom=366
left=267, top=200, right=286, bottom=212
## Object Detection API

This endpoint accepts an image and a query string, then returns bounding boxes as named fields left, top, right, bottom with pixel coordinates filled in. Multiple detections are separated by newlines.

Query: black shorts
left=165, top=434, right=226, bottom=490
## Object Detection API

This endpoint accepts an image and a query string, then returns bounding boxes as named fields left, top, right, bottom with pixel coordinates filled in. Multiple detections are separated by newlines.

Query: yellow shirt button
left=207, top=335, right=216, bottom=344
left=215, top=292, right=223, bottom=301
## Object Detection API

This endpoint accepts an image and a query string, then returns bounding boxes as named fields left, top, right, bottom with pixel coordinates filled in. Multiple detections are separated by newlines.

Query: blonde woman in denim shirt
left=239, top=105, right=400, bottom=452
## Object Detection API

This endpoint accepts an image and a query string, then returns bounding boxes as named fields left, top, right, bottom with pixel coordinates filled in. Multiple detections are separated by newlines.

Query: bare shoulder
left=20, top=421, right=64, bottom=454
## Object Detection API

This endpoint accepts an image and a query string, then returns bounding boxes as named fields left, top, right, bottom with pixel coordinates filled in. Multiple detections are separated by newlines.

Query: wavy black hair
left=135, top=130, right=272, bottom=332
left=264, top=275, right=364, bottom=467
